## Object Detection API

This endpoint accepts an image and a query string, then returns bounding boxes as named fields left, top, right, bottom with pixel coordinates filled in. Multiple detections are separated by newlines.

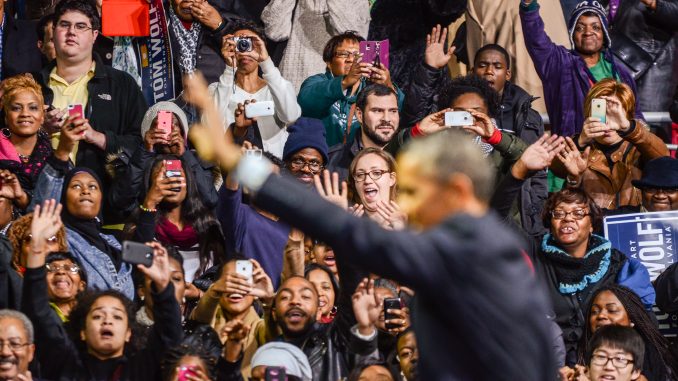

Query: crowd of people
left=0, top=0, right=677, bottom=380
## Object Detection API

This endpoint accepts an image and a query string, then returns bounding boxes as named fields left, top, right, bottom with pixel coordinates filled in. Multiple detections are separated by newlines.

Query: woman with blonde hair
left=0, top=74, right=53, bottom=210
left=554, top=78, right=668, bottom=210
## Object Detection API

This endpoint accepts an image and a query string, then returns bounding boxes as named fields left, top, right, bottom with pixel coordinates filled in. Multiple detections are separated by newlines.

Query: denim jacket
left=66, top=228, right=134, bottom=300
left=30, top=158, right=135, bottom=300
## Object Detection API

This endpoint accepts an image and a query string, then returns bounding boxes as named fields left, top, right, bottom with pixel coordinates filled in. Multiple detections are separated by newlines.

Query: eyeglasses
left=591, top=353, right=634, bottom=369
left=289, top=159, right=323, bottom=173
left=45, top=263, right=81, bottom=274
left=551, top=209, right=589, bottom=220
left=334, top=50, right=360, bottom=59
left=643, top=187, right=678, bottom=195
left=56, top=21, right=94, bottom=33
left=26, top=234, right=58, bottom=243
left=353, top=169, right=389, bottom=183
left=0, top=340, right=30, bottom=351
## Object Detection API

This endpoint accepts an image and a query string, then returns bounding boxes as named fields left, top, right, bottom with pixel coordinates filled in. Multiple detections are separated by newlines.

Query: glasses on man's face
left=551, top=209, right=589, bottom=220
left=289, top=159, right=323, bottom=173
left=353, top=169, right=388, bottom=183
left=334, top=50, right=359, bottom=59
left=590, top=353, right=634, bottom=369
left=56, top=21, right=94, bottom=33
left=0, top=340, right=30, bottom=352
left=644, top=187, right=678, bottom=195
left=45, top=263, right=80, bottom=274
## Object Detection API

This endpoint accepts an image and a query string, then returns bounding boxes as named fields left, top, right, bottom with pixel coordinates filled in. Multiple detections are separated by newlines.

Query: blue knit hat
left=567, top=0, right=611, bottom=50
left=282, top=117, right=329, bottom=163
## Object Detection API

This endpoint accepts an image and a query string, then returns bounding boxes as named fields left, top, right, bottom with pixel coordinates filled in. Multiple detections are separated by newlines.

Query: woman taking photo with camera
left=211, top=19, right=300, bottom=158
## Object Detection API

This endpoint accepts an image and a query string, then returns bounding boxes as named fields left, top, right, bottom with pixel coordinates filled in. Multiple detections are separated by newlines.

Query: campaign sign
left=604, top=211, right=678, bottom=336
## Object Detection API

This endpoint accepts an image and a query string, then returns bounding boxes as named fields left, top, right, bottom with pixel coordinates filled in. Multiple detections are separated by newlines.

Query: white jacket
left=209, top=58, right=301, bottom=158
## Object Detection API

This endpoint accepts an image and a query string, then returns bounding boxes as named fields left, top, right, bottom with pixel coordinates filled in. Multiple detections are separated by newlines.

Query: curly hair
left=161, top=324, right=221, bottom=381
left=1, top=74, right=45, bottom=115
left=437, top=74, right=501, bottom=117
left=578, top=285, right=678, bottom=377
left=8, top=213, right=68, bottom=272
left=541, top=188, right=602, bottom=231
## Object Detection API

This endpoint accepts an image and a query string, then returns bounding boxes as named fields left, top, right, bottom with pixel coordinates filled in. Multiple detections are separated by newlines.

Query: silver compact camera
left=233, top=36, right=253, bottom=53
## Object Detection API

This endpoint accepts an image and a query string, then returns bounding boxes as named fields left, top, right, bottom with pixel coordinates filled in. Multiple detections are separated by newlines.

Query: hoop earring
left=1, top=128, right=10, bottom=138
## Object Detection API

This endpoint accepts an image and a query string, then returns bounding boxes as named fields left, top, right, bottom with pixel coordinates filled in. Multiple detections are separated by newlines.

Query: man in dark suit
left=1, top=1, right=43, bottom=80
left=193, top=92, right=558, bottom=379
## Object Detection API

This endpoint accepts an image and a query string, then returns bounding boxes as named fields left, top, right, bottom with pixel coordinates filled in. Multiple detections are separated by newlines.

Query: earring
left=1, top=128, right=10, bottom=138
left=630, top=322, right=635, bottom=327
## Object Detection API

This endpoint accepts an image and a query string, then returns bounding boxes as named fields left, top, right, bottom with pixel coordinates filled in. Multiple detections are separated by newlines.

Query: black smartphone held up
left=265, top=366, right=286, bottom=381
left=122, top=241, right=154, bottom=267
left=383, top=297, right=402, bottom=330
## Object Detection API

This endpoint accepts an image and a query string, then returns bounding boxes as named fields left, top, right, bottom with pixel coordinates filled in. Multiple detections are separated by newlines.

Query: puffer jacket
left=552, top=119, right=668, bottom=210
left=606, top=0, right=678, bottom=112
left=520, top=1, right=642, bottom=137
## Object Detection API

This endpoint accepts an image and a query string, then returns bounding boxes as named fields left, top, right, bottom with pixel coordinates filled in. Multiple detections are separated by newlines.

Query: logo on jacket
left=98, top=93, right=112, bottom=101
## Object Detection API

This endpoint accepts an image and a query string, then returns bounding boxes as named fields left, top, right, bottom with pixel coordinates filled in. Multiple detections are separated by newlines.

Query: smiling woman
left=0, top=75, right=53, bottom=210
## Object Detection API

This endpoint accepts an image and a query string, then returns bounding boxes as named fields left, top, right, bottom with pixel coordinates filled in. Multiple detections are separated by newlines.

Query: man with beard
left=217, top=118, right=328, bottom=286
left=298, top=31, right=405, bottom=147
left=0, top=310, right=35, bottom=381
left=220, top=276, right=378, bottom=381
left=327, top=84, right=400, bottom=181
left=520, top=0, right=642, bottom=137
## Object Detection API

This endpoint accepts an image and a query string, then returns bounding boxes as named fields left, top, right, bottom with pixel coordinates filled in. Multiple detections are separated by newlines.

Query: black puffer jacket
left=605, top=0, right=678, bottom=112
left=367, top=0, right=466, bottom=92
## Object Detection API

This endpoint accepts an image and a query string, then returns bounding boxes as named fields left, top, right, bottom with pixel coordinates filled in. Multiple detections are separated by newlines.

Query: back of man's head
left=54, top=0, right=101, bottom=32
left=402, top=129, right=495, bottom=203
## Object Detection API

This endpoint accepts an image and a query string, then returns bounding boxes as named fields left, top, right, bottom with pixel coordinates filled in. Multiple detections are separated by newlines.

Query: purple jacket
left=520, top=4, right=642, bottom=137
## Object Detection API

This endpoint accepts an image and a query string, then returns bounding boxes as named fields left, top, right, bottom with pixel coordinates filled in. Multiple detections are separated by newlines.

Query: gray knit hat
left=251, top=342, right=312, bottom=381
left=567, top=0, right=612, bottom=50
left=139, top=101, right=190, bottom=141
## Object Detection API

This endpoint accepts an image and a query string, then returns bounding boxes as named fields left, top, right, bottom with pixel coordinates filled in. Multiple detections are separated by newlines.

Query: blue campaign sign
left=604, top=211, right=678, bottom=336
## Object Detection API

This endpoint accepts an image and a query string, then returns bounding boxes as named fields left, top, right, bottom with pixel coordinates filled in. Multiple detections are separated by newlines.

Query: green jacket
left=298, top=70, right=405, bottom=147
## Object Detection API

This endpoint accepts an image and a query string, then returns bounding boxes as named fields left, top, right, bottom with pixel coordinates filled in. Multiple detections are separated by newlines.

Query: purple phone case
left=360, top=39, right=389, bottom=69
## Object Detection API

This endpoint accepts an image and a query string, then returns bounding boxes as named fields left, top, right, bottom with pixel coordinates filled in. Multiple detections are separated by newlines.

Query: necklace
left=18, top=153, right=30, bottom=163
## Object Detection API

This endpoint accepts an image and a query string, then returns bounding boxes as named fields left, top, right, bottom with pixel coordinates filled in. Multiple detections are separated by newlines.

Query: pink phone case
left=359, top=40, right=390, bottom=69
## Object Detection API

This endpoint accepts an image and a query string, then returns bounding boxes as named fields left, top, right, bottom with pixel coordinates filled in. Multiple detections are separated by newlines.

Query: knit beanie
left=251, top=342, right=313, bottom=381
left=567, top=0, right=612, bottom=50
left=282, top=117, right=329, bottom=163
left=139, top=101, right=190, bottom=141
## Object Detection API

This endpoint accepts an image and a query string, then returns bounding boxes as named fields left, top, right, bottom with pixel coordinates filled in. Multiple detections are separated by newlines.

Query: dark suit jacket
left=2, top=15, right=42, bottom=79
left=253, top=174, right=557, bottom=380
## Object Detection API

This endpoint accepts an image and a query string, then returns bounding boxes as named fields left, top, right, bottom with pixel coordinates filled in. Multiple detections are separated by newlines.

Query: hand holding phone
left=383, top=297, right=402, bottom=330
left=68, top=104, right=84, bottom=120
left=444, top=111, right=473, bottom=127
left=245, top=101, right=275, bottom=119
left=177, top=366, right=198, bottom=381
left=235, top=260, right=253, bottom=283
left=156, top=110, right=173, bottom=141
left=122, top=241, right=154, bottom=267
left=590, top=98, right=607, bottom=124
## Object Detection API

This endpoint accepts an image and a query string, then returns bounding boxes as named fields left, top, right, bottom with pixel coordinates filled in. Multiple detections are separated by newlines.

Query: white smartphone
left=235, top=260, right=253, bottom=283
left=245, top=101, right=275, bottom=118
left=444, top=111, right=473, bottom=127
left=591, top=98, right=607, bottom=123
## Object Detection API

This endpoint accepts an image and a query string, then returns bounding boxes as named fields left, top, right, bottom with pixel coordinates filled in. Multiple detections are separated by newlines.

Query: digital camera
left=234, top=36, right=253, bottom=53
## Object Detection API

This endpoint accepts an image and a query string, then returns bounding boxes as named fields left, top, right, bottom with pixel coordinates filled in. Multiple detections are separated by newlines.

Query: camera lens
left=236, top=38, right=252, bottom=52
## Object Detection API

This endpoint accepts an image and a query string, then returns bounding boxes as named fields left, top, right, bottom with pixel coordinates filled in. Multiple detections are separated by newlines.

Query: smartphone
left=245, top=101, right=275, bottom=119
left=360, top=39, right=390, bottom=69
left=177, top=366, right=198, bottom=381
left=591, top=98, right=607, bottom=123
left=235, top=260, right=253, bottom=283
left=264, top=366, right=287, bottom=381
left=444, top=111, right=473, bottom=127
left=122, top=241, right=154, bottom=267
left=157, top=110, right=173, bottom=140
left=165, top=159, right=182, bottom=177
left=383, top=297, right=402, bottom=330
left=68, top=104, right=84, bottom=119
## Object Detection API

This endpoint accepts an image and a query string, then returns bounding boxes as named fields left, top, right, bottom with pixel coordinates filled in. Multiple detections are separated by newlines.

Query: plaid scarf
left=168, top=7, right=201, bottom=74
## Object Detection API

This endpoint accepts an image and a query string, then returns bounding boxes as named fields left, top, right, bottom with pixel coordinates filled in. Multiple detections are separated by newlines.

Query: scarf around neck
left=155, top=216, right=198, bottom=249
left=60, top=167, right=121, bottom=267
left=541, top=233, right=612, bottom=294
left=168, top=7, right=201, bottom=74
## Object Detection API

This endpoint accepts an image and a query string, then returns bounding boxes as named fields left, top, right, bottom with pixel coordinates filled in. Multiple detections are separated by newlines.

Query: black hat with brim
left=632, top=156, right=678, bottom=189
